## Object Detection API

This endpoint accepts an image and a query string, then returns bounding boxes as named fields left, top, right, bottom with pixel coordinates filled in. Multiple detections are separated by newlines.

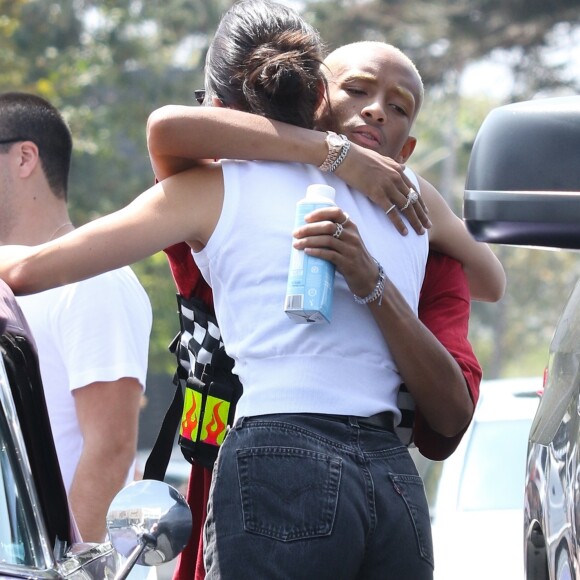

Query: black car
left=463, top=95, right=580, bottom=580
left=0, top=279, right=191, bottom=579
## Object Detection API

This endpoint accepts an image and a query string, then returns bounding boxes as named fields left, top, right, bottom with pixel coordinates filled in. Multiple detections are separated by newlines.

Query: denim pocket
left=237, top=446, right=342, bottom=542
left=389, top=473, right=434, bottom=568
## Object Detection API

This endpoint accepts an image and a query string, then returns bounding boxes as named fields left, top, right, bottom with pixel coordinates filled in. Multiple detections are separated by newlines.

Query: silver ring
left=339, top=212, right=350, bottom=226
left=401, top=189, right=419, bottom=211
left=333, top=222, right=344, bottom=239
left=385, top=204, right=397, bottom=216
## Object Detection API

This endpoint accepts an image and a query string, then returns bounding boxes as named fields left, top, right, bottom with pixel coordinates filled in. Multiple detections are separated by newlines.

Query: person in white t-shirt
left=0, top=91, right=152, bottom=543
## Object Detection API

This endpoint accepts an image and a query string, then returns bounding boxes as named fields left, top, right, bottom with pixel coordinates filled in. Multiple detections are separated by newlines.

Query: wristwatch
left=319, top=131, right=348, bottom=172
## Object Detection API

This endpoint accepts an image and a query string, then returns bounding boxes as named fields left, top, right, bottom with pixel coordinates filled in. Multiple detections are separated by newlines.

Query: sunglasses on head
left=193, top=90, right=227, bottom=107
left=194, top=90, right=205, bottom=105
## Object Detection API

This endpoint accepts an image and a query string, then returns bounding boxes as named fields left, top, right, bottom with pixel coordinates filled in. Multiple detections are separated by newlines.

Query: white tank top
left=194, top=161, right=428, bottom=421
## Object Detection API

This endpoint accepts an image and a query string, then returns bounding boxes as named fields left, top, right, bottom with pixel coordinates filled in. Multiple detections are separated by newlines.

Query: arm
left=0, top=166, right=225, bottom=295
left=147, top=106, right=506, bottom=299
left=146, top=105, right=430, bottom=236
left=367, top=274, right=474, bottom=438
left=417, top=175, right=506, bottom=302
left=293, top=206, right=474, bottom=437
left=412, top=252, right=482, bottom=460
left=69, top=378, right=142, bottom=542
left=60, top=271, right=151, bottom=542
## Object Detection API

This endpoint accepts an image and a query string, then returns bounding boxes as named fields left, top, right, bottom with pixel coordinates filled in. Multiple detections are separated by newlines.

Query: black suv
left=463, top=95, right=580, bottom=580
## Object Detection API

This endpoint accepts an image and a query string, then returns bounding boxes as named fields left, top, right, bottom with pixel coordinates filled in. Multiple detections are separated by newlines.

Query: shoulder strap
left=143, top=294, right=241, bottom=480
left=142, top=369, right=183, bottom=481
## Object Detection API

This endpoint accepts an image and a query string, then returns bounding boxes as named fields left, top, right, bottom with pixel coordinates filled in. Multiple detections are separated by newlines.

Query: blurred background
left=2, top=0, right=580, bottom=450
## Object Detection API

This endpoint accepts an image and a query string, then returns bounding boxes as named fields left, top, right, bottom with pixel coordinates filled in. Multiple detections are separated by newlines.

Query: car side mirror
left=106, top=479, right=192, bottom=580
left=463, top=96, right=580, bottom=250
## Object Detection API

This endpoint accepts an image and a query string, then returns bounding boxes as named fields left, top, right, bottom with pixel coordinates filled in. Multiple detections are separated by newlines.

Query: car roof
left=474, top=377, right=543, bottom=423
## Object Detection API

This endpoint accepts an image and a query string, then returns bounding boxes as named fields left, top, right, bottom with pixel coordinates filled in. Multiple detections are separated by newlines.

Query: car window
left=458, top=419, right=532, bottom=511
left=0, top=357, right=44, bottom=570
left=0, top=414, right=36, bottom=567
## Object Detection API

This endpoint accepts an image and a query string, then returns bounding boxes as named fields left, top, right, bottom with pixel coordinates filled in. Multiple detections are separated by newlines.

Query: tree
left=306, top=0, right=580, bottom=93
left=0, top=0, right=233, bottom=375
left=3, top=0, right=578, bottom=380
left=306, top=0, right=580, bottom=378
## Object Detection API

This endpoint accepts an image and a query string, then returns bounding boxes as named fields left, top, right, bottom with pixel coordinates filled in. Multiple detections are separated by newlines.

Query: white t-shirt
left=17, top=266, right=152, bottom=492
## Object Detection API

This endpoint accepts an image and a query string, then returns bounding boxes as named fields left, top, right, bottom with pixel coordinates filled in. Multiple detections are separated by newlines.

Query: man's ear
left=16, top=141, right=40, bottom=178
left=397, top=136, right=417, bottom=164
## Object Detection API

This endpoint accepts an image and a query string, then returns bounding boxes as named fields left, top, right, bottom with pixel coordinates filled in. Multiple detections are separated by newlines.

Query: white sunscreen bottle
left=284, top=184, right=336, bottom=323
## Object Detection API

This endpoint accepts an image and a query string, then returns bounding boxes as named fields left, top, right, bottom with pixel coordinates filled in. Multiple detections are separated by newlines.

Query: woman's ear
left=211, top=95, right=225, bottom=108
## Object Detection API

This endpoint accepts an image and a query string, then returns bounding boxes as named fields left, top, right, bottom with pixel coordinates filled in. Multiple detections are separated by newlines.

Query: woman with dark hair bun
left=0, top=2, right=437, bottom=578
left=204, top=0, right=325, bottom=129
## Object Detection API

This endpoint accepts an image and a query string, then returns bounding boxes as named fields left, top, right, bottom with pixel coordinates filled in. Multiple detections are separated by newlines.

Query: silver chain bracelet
left=353, top=259, right=386, bottom=306
left=328, top=139, right=351, bottom=173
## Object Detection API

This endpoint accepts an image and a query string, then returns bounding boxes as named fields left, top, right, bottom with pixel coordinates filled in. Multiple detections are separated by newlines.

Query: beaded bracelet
left=353, top=260, right=386, bottom=306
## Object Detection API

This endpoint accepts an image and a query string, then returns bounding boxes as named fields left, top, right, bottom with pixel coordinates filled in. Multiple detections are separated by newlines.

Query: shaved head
left=315, top=40, right=424, bottom=160
left=324, top=42, right=424, bottom=119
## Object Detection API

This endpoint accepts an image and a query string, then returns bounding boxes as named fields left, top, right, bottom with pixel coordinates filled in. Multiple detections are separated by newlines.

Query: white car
left=427, top=377, right=542, bottom=579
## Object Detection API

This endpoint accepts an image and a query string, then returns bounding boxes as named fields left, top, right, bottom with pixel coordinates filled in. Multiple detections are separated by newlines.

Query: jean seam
left=389, top=473, right=434, bottom=568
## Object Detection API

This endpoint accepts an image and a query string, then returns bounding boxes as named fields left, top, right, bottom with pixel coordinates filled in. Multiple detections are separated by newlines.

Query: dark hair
left=205, top=0, right=325, bottom=129
left=0, top=92, right=72, bottom=200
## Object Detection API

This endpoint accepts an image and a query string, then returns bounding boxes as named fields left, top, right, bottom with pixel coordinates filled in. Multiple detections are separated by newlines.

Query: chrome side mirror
left=107, top=479, right=192, bottom=580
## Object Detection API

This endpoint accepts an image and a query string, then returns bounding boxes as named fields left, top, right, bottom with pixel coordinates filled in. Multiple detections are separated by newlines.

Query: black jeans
left=204, top=413, right=434, bottom=579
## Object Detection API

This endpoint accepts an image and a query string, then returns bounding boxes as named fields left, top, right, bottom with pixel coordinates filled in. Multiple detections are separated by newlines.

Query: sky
left=460, top=22, right=580, bottom=100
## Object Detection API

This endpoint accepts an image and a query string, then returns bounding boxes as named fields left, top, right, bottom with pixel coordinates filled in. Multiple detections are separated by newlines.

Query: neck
left=0, top=212, right=74, bottom=246
left=0, top=181, right=73, bottom=245
left=48, top=221, right=74, bottom=241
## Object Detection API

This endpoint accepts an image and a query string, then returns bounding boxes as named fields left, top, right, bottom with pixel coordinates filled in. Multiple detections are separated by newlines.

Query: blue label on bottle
left=285, top=201, right=335, bottom=323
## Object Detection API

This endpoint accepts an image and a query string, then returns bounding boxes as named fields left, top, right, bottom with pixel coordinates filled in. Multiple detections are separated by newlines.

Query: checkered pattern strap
left=144, top=294, right=227, bottom=479
left=395, top=383, right=416, bottom=447
left=174, top=295, right=223, bottom=387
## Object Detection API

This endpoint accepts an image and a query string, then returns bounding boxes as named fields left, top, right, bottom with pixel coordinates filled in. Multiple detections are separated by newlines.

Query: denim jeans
left=203, top=413, right=434, bottom=580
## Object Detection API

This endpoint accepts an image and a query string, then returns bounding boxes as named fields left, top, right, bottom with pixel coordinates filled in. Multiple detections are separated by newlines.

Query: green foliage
left=131, top=253, right=179, bottom=375
left=0, top=0, right=232, bottom=375
left=413, top=91, right=580, bottom=380
left=2, top=0, right=578, bottom=380
left=470, top=247, right=580, bottom=379
left=307, top=0, right=580, bottom=94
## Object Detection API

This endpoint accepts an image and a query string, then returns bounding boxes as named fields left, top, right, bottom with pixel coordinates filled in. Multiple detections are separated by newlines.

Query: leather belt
left=356, top=411, right=395, bottom=432
left=315, top=411, right=395, bottom=433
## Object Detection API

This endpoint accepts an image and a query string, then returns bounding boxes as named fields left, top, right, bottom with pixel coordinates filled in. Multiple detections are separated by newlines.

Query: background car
left=463, top=95, right=580, bottom=579
left=424, top=377, right=542, bottom=579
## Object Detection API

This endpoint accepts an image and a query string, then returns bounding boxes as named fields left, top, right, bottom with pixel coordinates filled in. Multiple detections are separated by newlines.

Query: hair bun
left=252, top=51, right=304, bottom=97
left=205, top=0, right=324, bottom=129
